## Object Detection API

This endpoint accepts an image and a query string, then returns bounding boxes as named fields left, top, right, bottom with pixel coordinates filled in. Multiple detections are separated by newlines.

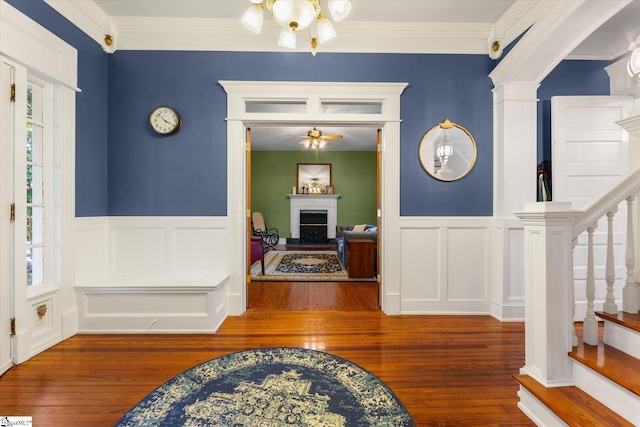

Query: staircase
left=515, top=312, right=640, bottom=425
left=514, top=109, right=640, bottom=425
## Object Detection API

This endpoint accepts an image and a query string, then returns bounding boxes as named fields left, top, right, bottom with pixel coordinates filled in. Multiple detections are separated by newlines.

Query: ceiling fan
left=298, top=127, right=343, bottom=149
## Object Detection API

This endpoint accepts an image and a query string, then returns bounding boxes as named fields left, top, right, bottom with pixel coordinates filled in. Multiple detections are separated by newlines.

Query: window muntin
left=26, top=81, right=46, bottom=287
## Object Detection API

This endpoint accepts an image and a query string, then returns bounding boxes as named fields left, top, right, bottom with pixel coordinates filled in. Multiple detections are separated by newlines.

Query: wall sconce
left=488, top=37, right=504, bottom=60
left=628, top=34, right=640, bottom=80
left=102, top=33, right=116, bottom=54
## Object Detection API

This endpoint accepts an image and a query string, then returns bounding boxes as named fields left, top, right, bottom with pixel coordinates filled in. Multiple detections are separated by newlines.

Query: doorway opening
left=247, top=123, right=381, bottom=311
left=220, top=80, right=407, bottom=317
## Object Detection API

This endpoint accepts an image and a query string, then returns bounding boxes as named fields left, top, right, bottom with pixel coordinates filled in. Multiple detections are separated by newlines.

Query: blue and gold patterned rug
left=115, top=347, right=415, bottom=426
left=251, top=250, right=353, bottom=281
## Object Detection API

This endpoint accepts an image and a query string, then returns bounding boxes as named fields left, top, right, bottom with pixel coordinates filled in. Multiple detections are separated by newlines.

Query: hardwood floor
left=0, top=311, right=533, bottom=426
left=248, top=241, right=381, bottom=311
left=248, top=281, right=380, bottom=310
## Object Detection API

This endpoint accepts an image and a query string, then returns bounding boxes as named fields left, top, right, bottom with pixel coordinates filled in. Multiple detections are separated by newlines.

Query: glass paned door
left=26, top=81, right=45, bottom=287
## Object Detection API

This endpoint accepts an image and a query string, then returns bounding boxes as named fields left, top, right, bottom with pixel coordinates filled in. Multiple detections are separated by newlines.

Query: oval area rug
left=115, top=347, right=415, bottom=426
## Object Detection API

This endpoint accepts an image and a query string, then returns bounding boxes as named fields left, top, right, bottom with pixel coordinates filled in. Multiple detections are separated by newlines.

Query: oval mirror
left=418, top=119, right=477, bottom=182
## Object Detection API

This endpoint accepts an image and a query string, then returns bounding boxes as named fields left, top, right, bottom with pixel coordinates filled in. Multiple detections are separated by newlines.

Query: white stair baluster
left=584, top=223, right=598, bottom=346
left=603, top=209, right=618, bottom=314
left=624, top=196, right=639, bottom=313
left=571, top=238, right=578, bottom=347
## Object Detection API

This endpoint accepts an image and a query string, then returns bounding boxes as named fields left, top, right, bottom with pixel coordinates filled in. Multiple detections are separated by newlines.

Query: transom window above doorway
left=245, top=99, right=383, bottom=115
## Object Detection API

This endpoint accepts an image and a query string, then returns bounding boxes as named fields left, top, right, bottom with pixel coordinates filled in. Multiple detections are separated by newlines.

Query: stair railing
left=571, top=167, right=640, bottom=345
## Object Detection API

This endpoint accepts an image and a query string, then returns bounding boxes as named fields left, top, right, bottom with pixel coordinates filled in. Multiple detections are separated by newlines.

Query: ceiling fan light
left=327, top=0, right=351, bottom=22
left=272, top=0, right=316, bottom=31
left=241, top=4, right=264, bottom=34
left=317, top=15, right=337, bottom=44
left=278, top=28, right=297, bottom=49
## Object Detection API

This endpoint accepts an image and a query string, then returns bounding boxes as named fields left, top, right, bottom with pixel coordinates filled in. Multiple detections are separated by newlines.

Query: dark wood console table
left=348, top=239, right=375, bottom=279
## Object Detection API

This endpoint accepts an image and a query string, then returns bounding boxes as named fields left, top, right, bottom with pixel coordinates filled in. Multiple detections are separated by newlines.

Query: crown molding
left=488, top=0, right=549, bottom=59
left=1, top=1, right=78, bottom=89
left=44, top=0, right=117, bottom=53
left=43, top=0, right=615, bottom=59
left=110, top=16, right=494, bottom=54
left=490, top=0, right=631, bottom=87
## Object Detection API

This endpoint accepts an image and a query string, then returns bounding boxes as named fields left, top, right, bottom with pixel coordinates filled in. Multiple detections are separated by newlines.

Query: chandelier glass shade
left=241, top=0, right=351, bottom=51
left=436, top=134, right=454, bottom=166
left=301, top=138, right=327, bottom=150
left=628, top=35, right=640, bottom=80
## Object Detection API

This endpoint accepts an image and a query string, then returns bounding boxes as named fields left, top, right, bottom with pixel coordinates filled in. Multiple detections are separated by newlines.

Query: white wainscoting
left=399, top=217, right=494, bottom=314
left=75, top=217, right=229, bottom=333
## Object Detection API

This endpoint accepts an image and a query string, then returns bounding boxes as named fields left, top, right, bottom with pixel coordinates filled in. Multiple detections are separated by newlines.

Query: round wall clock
left=149, top=106, right=182, bottom=136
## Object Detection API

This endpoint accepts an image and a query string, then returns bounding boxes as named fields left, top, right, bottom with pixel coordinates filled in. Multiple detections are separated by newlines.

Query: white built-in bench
left=75, top=274, right=229, bottom=333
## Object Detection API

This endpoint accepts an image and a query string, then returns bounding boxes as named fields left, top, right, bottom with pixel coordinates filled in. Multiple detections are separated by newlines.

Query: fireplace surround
left=289, top=194, right=339, bottom=242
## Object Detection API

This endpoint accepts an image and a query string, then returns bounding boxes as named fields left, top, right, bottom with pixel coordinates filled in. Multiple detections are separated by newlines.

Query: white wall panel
left=112, top=227, right=167, bottom=275
left=174, top=228, right=227, bottom=276
left=75, top=217, right=108, bottom=284
left=507, top=228, right=525, bottom=301
left=448, top=228, right=488, bottom=301
left=399, top=217, right=492, bottom=314
left=399, top=228, right=440, bottom=301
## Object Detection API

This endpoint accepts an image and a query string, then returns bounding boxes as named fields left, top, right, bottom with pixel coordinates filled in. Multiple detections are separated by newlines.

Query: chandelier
left=241, top=0, right=352, bottom=53
left=436, top=120, right=455, bottom=168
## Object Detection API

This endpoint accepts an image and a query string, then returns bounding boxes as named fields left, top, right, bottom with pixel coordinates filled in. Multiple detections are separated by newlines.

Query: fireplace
left=300, top=210, right=328, bottom=244
left=289, top=194, right=339, bottom=242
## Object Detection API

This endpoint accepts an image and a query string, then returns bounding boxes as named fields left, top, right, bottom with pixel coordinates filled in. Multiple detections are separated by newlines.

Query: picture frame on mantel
left=297, top=163, right=331, bottom=194
left=325, top=185, right=334, bottom=194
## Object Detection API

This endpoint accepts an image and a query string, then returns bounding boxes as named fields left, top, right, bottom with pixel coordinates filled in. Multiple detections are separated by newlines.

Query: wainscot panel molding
left=399, top=217, right=495, bottom=315
left=75, top=216, right=229, bottom=333
left=491, top=218, right=526, bottom=321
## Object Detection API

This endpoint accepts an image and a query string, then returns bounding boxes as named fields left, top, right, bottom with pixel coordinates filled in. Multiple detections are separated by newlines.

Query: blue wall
left=8, top=0, right=612, bottom=218
left=7, top=0, right=109, bottom=217
left=107, top=51, right=496, bottom=216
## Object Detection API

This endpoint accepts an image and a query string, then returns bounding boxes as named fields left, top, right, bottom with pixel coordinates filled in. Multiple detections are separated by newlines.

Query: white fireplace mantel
left=289, top=194, right=340, bottom=239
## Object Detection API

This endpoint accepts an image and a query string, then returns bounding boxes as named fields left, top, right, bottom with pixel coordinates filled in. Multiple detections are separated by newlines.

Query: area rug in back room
left=251, top=250, right=369, bottom=282
left=115, top=347, right=415, bottom=426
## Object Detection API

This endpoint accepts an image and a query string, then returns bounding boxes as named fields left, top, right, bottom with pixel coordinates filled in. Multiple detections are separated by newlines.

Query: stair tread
left=596, top=311, right=640, bottom=333
left=514, top=374, right=634, bottom=427
left=569, top=340, right=640, bottom=397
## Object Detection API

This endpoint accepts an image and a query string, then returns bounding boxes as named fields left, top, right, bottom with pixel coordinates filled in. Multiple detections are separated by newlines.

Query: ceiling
left=90, top=0, right=640, bottom=151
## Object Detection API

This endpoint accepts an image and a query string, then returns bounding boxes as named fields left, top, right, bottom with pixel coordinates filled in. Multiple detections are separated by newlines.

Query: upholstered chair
left=250, top=236, right=265, bottom=275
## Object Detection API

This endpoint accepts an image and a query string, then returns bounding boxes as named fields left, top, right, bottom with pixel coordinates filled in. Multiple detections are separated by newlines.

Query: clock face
left=150, top=106, right=181, bottom=135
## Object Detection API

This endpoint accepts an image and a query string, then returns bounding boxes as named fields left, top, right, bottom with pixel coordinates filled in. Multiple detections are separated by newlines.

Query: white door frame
left=0, top=2, right=78, bottom=366
left=220, top=81, right=407, bottom=316
left=0, top=57, right=16, bottom=376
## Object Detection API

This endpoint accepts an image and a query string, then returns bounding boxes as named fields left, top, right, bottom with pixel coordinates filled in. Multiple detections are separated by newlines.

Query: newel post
left=515, top=202, right=582, bottom=387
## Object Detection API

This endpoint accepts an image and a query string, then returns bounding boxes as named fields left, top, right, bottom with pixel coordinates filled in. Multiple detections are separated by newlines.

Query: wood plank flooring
left=248, top=281, right=379, bottom=310
left=0, top=311, right=532, bottom=426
